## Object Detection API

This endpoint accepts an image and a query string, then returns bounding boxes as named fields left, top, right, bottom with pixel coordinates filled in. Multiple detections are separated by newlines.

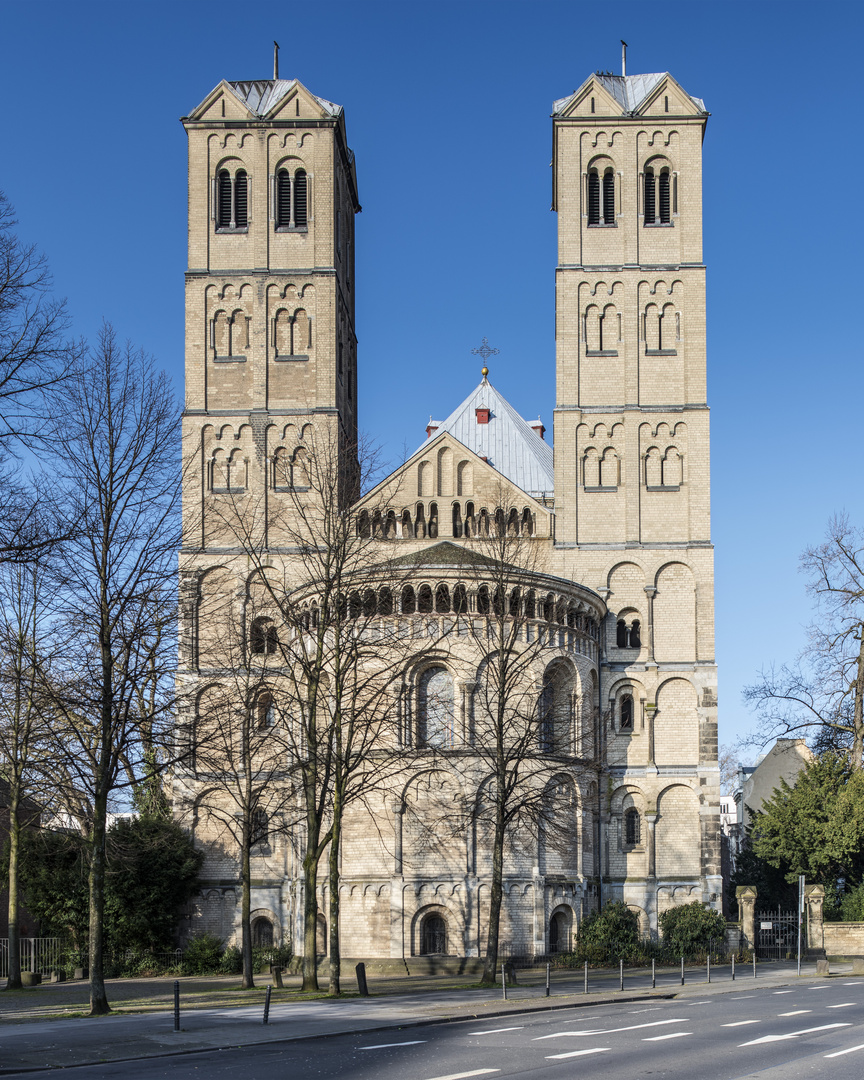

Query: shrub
left=839, top=882, right=864, bottom=922
left=183, top=933, right=225, bottom=975
left=659, top=901, right=727, bottom=957
left=218, top=945, right=243, bottom=975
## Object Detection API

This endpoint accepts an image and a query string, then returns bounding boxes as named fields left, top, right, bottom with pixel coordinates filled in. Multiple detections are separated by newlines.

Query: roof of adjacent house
left=553, top=72, right=706, bottom=116
left=227, top=79, right=342, bottom=118
left=421, top=376, right=554, bottom=499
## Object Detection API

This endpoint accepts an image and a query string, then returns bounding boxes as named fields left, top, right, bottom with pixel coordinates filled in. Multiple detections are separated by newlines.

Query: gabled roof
left=388, top=541, right=504, bottom=570
left=421, top=375, right=554, bottom=499
left=227, top=79, right=342, bottom=118
left=553, top=72, right=706, bottom=116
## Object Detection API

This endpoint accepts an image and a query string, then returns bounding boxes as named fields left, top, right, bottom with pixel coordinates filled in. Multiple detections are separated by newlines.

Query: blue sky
left=2, top=0, right=861, bottom=757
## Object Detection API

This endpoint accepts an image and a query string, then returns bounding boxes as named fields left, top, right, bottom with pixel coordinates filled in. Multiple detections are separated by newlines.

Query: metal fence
left=0, top=938, right=63, bottom=979
left=756, top=910, right=801, bottom=960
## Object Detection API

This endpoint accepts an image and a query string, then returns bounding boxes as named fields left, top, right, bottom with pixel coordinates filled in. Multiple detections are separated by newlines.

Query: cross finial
left=471, top=337, right=499, bottom=378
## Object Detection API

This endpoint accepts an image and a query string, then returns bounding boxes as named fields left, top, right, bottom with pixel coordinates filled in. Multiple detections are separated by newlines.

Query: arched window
left=294, top=169, right=308, bottom=228
left=644, top=168, right=656, bottom=225
left=629, top=620, right=641, bottom=648
left=276, top=169, right=291, bottom=228
left=540, top=661, right=574, bottom=753
left=602, top=168, right=615, bottom=224
left=620, top=694, right=634, bottom=731
left=252, top=916, right=274, bottom=946
left=435, top=583, right=450, bottom=614
left=256, top=692, right=276, bottom=730
left=421, top=913, right=447, bottom=955
left=476, top=585, right=490, bottom=615
left=525, top=590, right=536, bottom=619
left=418, top=667, right=455, bottom=748
left=349, top=591, right=361, bottom=619
left=549, top=909, right=571, bottom=953
left=362, top=588, right=376, bottom=618
left=418, top=584, right=433, bottom=613
left=658, top=168, right=671, bottom=224
left=378, top=587, right=393, bottom=616
left=250, top=617, right=278, bottom=655
left=616, top=619, right=628, bottom=647
left=587, top=168, right=600, bottom=225
left=453, top=584, right=468, bottom=614
left=217, top=170, right=233, bottom=229
left=401, top=585, right=416, bottom=614
left=275, top=168, right=308, bottom=231
left=625, top=808, right=641, bottom=846
left=234, top=171, right=248, bottom=229
left=251, top=809, right=269, bottom=849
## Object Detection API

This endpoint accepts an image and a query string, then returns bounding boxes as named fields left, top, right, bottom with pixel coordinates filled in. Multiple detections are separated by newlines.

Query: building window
left=276, top=168, right=308, bottom=231
left=620, top=694, right=634, bottom=731
left=588, top=169, right=600, bottom=225
left=625, top=808, right=641, bottom=846
left=251, top=809, right=270, bottom=851
left=603, top=169, right=615, bottom=223
left=421, top=913, right=447, bottom=955
left=616, top=619, right=628, bottom=647
left=644, top=169, right=656, bottom=224
left=418, top=666, right=455, bottom=748
left=216, top=169, right=248, bottom=232
left=644, top=167, right=672, bottom=225
left=250, top=617, right=278, bottom=655
left=539, top=660, right=574, bottom=754
left=588, top=168, right=615, bottom=226
left=252, top=916, right=274, bottom=946
left=257, top=692, right=276, bottom=730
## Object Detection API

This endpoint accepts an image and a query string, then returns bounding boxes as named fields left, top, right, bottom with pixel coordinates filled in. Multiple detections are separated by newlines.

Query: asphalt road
left=56, top=975, right=864, bottom=1080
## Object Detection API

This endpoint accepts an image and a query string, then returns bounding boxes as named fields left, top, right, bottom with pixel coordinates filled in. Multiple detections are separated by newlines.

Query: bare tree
left=197, top=428, right=412, bottom=994
left=0, top=560, right=57, bottom=988
left=43, top=324, right=180, bottom=1015
left=745, top=514, right=864, bottom=767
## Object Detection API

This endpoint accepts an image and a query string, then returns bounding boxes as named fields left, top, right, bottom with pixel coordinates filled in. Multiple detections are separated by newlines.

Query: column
left=736, top=885, right=757, bottom=952
left=805, top=884, right=825, bottom=955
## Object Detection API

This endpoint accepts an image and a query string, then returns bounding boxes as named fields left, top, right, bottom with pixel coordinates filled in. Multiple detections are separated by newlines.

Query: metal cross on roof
left=471, top=337, right=499, bottom=368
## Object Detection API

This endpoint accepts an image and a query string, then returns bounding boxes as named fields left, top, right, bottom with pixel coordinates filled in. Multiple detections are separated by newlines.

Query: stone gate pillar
left=805, top=884, right=825, bottom=955
left=736, top=885, right=757, bottom=951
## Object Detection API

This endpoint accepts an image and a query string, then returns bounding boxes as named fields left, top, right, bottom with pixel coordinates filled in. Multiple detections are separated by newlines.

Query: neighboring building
left=174, top=63, right=720, bottom=957
left=734, top=738, right=813, bottom=842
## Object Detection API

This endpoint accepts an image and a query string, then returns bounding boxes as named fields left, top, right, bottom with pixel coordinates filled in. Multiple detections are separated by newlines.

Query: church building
left=174, top=62, right=721, bottom=959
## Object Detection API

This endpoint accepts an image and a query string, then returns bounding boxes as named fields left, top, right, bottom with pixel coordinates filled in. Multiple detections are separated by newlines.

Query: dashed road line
left=533, top=1019, right=688, bottom=1041
left=740, top=1022, right=851, bottom=1046
left=467, top=1028, right=523, bottom=1035
left=773, top=990, right=795, bottom=995
left=779, top=1010, right=811, bottom=1016
left=827, top=1002, right=857, bottom=1008
left=359, top=1041, right=427, bottom=1050
left=644, top=1032, right=692, bottom=1041
left=722, top=1021, right=760, bottom=1027
left=423, top=1071, right=501, bottom=1080
left=825, top=1044, right=864, bottom=1058
left=545, top=1048, right=612, bottom=1060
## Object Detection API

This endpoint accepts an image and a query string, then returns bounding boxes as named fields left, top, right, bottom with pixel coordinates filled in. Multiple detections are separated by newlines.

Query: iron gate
left=756, top=909, right=800, bottom=960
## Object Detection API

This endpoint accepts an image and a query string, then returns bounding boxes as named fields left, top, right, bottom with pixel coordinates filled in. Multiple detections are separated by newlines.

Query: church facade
left=174, top=65, right=721, bottom=959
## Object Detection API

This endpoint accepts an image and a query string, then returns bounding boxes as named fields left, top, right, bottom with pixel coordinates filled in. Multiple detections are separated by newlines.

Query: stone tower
left=549, top=71, right=721, bottom=922
left=180, top=78, right=360, bottom=551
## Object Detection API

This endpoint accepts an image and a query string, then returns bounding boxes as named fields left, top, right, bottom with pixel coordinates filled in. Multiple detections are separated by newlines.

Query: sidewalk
left=0, top=961, right=852, bottom=1074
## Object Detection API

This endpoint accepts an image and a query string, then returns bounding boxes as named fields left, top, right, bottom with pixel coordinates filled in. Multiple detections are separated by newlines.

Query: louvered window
left=587, top=169, right=600, bottom=225
left=644, top=169, right=656, bottom=224
left=658, top=170, right=671, bottom=223
left=217, top=170, right=232, bottom=229
left=234, top=171, right=248, bottom=229
left=602, top=169, right=615, bottom=224
left=276, top=169, right=291, bottom=228
left=294, top=169, right=307, bottom=228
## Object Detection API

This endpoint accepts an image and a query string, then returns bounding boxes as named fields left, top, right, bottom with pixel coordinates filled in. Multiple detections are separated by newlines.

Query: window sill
left=585, top=349, right=618, bottom=357
left=274, top=354, right=309, bottom=362
left=587, top=222, right=617, bottom=228
left=622, top=844, right=645, bottom=854
left=214, top=355, right=246, bottom=363
left=645, top=485, right=680, bottom=492
left=211, top=488, right=247, bottom=495
left=584, top=486, right=618, bottom=493
left=215, top=227, right=249, bottom=235
left=275, top=226, right=308, bottom=234
left=616, top=727, right=637, bottom=737
left=274, top=486, right=310, bottom=493
left=643, top=222, right=674, bottom=228
left=645, top=349, right=677, bottom=357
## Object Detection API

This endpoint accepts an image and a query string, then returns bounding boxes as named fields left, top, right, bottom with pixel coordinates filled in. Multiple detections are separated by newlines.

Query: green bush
left=659, top=901, right=727, bottom=956
left=183, top=933, right=225, bottom=975
left=218, top=945, right=243, bottom=975
left=839, top=882, right=864, bottom=922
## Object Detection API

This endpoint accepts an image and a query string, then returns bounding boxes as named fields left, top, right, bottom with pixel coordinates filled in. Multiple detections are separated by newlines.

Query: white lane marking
left=545, top=1048, right=611, bottom=1060
left=779, top=1010, right=811, bottom=1016
left=740, top=1022, right=851, bottom=1046
left=843, top=982, right=860, bottom=985
left=827, top=1002, right=857, bottom=1008
left=774, top=990, right=795, bottom=995
left=691, top=1001, right=711, bottom=1005
left=422, top=1071, right=501, bottom=1080
left=359, top=1041, right=427, bottom=1050
left=644, top=1032, right=693, bottom=1041
left=723, top=1020, right=761, bottom=1027
left=467, top=1027, right=523, bottom=1035
left=808, top=986, right=830, bottom=990
left=630, top=1008, right=663, bottom=1014
left=533, top=1018, right=688, bottom=1041
left=825, top=1044, right=864, bottom=1058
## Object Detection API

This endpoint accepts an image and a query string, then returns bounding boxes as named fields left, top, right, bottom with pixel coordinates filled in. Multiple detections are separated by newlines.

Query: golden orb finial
left=481, top=366, right=489, bottom=378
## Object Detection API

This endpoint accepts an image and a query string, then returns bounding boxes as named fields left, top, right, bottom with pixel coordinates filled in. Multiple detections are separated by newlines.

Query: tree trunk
left=481, top=805, right=506, bottom=985
left=302, top=849, right=319, bottom=991
left=240, top=829, right=254, bottom=989
left=88, top=791, right=110, bottom=1015
left=5, top=784, right=22, bottom=990
left=853, top=625, right=864, bottom=768
left=328, top=795, right=342, bottom=996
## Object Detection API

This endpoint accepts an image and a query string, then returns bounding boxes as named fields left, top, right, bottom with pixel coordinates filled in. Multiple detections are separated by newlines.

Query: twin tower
left=179, top=67, right=720, bottom=949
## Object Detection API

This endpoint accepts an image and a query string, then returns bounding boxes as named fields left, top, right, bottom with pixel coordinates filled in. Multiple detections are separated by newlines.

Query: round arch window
left=421, top=913, right=447, bottom=955
left=252, top=917, right=274, bottom=947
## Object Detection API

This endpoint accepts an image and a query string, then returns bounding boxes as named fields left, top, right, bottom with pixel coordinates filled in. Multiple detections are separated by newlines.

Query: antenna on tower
left=621, top=40, right=628, bottom=76
left=274, top=41, right=280, bottom=80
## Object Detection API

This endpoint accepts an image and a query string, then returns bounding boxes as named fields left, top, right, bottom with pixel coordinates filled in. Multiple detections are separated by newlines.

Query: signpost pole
left=797, top=875, right=805, bottom=976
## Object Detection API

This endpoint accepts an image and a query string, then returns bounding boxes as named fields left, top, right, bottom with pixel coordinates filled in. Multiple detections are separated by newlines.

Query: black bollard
left=619, top=959, right=624, bottom=991
left=173, top=980, right=180, bottom=1032
left=263, top=983, right=272, bottom=1025
left=652, top=958, right=655, bottom=988
left=753, top=953, right=757, bottom=979
left=732, top=954, right=735, bottom=981
left=355, top=962, right=369, bottom=997
left=501, top=963, right=507, bottom=1000
left=584, top=960, right=588, bottom=994
left=681, top=956, right=685, bottom=986
left=545, top=962, right=551, bottom=998
left=707, top=954, right=711, bottom=983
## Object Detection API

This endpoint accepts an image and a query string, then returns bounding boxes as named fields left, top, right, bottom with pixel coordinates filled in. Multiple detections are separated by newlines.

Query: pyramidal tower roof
left=422, top=375, right=554, bottom=499
left=553, top=71, right=706, bottom=116
left=227, top=78, right=342, bottom=117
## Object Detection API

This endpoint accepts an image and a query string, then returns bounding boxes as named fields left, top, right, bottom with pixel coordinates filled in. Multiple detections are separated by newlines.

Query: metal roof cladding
left=420, top=376, right=554, bottom=500
left=227, top=79, right=343, bottom=117
left=553, top=72, right=706, bottom=115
